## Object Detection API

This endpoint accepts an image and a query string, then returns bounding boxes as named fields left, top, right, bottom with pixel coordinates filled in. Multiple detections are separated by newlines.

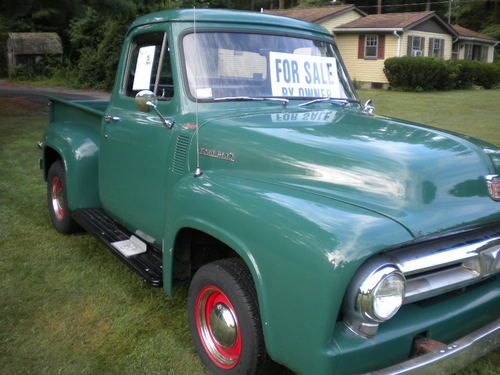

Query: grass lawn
left=0, top=89, right=499, bottom=375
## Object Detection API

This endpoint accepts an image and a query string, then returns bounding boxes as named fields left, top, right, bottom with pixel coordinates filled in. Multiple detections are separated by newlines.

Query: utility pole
left=426, top=0, right=431, bottom=11
left=377, top=0, right=382, bottom=14
left=448, top=0, right=452, bottom=24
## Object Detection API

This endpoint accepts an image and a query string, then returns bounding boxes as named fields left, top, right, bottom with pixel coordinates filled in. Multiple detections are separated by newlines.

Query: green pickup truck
left=40, top=8, right=499, bottom=375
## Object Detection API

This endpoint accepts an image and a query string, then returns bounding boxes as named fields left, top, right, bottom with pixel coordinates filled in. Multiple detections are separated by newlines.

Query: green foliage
left=383, top=57, right=454, bottom=91
left=384, top=57, right=500, bottom=91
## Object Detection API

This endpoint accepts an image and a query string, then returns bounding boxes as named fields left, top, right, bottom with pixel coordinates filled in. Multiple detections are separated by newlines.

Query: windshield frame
left=178, top=28, right=359, bottom=104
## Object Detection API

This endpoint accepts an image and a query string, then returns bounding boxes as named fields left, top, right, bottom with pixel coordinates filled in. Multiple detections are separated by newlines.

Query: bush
left=384, top=57, right=500, bottom=91
left=384, top=57, right=454, bottom=91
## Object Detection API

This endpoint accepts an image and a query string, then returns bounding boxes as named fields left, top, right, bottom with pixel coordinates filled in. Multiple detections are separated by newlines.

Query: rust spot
left=412, top=337, right=446, bottom=356
left=183, top=123, right=198, bottom=129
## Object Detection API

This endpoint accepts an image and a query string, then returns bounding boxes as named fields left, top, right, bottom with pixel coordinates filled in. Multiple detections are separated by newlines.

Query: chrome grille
left=388, top=228, right=500, bottom=304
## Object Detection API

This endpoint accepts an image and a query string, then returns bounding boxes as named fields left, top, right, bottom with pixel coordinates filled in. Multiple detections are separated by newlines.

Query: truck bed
left=48, top=96, right=108, bottom=134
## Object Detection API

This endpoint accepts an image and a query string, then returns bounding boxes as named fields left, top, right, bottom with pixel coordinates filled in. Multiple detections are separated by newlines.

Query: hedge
left=384, top=57, right=500, bottom=91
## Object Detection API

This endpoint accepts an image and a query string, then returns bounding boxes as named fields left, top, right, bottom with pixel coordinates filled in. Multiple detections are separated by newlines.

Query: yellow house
left=333, top=11, right=457, bottom=88
left=265, top=5, right=366, bottom=30
left=451, top=24, right=498, bottom=63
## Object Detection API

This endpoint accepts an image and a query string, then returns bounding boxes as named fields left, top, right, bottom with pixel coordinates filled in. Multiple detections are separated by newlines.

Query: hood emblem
left=486, top=175, right=500, bottom=201
left=200, top=147, right=235, bottom=162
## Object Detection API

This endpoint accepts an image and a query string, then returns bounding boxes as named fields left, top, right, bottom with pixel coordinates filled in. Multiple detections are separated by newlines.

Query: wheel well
left=44, top=147, right=62, bottom=180
left=173, top=228, right=242, bottom=282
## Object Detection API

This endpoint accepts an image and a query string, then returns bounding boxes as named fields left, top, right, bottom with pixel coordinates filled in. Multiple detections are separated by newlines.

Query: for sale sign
left=269, top=52, right=341, bottom=98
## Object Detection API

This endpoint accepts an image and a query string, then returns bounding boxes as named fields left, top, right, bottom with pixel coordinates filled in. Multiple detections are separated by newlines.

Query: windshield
left=182, top=32, right=356, bottom=101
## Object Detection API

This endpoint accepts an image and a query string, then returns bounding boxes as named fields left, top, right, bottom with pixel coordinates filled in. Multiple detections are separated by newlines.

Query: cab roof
left=129, top=8, right=331, bottom=37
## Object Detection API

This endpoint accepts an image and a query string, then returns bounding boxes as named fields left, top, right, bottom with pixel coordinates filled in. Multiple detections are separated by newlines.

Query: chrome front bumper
left=370, top=318, right=500, bottom=374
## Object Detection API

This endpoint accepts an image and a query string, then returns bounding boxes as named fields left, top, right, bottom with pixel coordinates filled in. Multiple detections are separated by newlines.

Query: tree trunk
left=426, top=0, right=431, bottom=11
left=377, top=0, right=382, bottom=14
left=279, top=0, right=285, bottom=9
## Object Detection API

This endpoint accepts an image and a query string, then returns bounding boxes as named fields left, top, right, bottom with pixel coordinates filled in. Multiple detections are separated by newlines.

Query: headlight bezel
left=342, top=259, right=406, bottom=337
left=356, top=265, right=406, bottom=322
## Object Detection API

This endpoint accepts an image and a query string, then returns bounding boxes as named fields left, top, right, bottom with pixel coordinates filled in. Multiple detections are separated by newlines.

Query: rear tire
left=188, top=258, right=273, bottom=375
left=47, top=160, right=79, bottom=234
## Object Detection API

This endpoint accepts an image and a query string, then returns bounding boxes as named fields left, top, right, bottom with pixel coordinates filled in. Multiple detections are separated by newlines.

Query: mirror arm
left=147, top=101, right=175, bottom=129
left=363, top=99, right=375, bottom=115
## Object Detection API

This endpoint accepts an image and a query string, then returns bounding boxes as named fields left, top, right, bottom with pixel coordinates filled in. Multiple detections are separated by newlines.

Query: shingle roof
left=452, top=24, right=497, bottom=42
left=7, top=33, right=63, bottom=55
left=335, top=11, right=435, bottom=29
left=265, top=5, right=365, bottom=23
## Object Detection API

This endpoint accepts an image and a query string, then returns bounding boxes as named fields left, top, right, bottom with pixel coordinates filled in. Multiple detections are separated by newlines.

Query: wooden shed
left=6, top=32, right=63, bottom=76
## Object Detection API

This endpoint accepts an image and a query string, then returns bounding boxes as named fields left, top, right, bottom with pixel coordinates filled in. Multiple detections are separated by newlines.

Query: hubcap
left=195, top=286, right=242, bottom=369
left=51, top=176, right=64, bottom=221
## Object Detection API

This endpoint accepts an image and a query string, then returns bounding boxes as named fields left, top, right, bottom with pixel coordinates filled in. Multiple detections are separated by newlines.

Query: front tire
left=188, top=258, right=272, bottom=375
left=47, top=160, right=79, bottom=234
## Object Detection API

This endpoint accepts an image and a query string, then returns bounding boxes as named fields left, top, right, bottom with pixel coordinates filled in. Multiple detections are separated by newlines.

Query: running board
left=72, top=208, right=163, bottom=287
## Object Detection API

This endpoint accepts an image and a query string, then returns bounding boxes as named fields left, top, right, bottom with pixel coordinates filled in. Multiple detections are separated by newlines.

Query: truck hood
left=198, top=107, right=500, bottom=237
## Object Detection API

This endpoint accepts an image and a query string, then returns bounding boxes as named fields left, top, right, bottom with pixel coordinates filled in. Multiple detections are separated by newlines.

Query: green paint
left=41, top=9, right=500, bottom=375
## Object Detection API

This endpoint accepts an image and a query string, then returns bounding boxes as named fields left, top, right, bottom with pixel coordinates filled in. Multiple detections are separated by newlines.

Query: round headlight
left=356, top=266, right=405, bottom=322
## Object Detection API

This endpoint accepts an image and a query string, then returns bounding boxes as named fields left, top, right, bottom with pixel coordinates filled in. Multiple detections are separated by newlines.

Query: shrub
left=384, top=57, right=500, bottom=91
left=384, top=57, right=453, bottom=91
left=473, top=63, right=500, bottom=89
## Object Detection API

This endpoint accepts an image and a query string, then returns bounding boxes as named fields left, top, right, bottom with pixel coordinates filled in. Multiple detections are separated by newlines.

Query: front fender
left=163, top=171, right=413, bottom=375
left=43, top=121, right=101, bottom=210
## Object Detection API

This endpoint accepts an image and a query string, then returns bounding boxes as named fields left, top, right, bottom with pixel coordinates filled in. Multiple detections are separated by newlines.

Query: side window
left=125, top=32, right=174, bottom=101
left=407, top=36, right=424, bottom=57
left=364, top=35, right=378, bottom=58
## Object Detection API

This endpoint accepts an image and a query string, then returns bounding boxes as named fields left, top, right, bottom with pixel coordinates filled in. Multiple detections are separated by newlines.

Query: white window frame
left=412, top=36, right=423, bottom=56
left=432, top=38, right=443, bottom=57
left=364, top=35, right=378, bottom=59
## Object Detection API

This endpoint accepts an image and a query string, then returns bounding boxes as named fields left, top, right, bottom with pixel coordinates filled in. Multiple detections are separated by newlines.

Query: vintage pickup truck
left=40, top=8, right=499, bottom=375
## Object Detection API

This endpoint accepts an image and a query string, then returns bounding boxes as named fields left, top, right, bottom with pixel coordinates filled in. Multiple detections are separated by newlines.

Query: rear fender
left=43, top=121, right=101, bottom=210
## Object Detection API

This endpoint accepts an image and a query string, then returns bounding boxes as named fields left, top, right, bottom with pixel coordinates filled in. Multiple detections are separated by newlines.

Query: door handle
left=104, top=115, right=121, bottom=123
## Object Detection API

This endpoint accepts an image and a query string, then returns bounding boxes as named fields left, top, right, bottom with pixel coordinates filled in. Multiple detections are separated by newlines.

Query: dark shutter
left=428, top=38, right=434, bottom=56
left=377, top=34, right=385, bottom=59
left=407, top=36, right=413, bottom=56
left=440, top=40, right=445, bottom=58
left=358, top=35, right=365, bottom=59
left=421, top=38, right=425, bottom=57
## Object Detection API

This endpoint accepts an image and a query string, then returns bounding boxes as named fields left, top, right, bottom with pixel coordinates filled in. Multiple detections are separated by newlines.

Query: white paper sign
left=269, top=52, right=340, bottom=98
left=132, top=46, right=156, bottom=90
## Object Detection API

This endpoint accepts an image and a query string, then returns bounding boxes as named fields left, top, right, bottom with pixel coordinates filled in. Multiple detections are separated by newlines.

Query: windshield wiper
left=214, top=96, right=289, bottom=105
left=298, top=97, right=360, bottom=107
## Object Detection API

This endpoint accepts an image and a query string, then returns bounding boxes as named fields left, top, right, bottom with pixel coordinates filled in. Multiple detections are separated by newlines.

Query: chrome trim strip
left=391, top=236, right=500, bottom=304
left=394, top=236, right=500, bottom=275
left=368, top=318, right=500, bottom=374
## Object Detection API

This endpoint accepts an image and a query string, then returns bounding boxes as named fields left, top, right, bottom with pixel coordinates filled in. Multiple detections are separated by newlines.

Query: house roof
left=265, top=5, right=366, bottom=23
left=334, top=11, right=456, bottom=35
left=7, top=32, right=63, bottom=55
left=452, top=24, right=497, bottom=43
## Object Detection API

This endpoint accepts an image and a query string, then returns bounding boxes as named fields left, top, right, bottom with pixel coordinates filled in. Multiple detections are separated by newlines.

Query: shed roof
left=7, top=32, right=63, bottom=55
left=334, top=11, right=455, bottom=35
left=452, top=24, right=497, bottom=43
left=265, top=5, right=366, bottom=22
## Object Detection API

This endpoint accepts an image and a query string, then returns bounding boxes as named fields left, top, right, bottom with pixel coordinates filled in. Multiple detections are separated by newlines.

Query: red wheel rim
left=51, top=176, right=64, bottom=221
left=195, top=285, right=242, bottom=369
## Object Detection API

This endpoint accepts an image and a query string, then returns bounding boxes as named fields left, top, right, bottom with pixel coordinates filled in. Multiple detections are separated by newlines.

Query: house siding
left=401, top=30, right=453, bottom=59
left=320, top=11, right=363, bottom=32
left=335, top=34, right=399, bottom=83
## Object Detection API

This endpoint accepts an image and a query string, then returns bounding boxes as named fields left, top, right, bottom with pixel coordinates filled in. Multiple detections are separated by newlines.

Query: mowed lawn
left=0, top=89, right=499, bottom=375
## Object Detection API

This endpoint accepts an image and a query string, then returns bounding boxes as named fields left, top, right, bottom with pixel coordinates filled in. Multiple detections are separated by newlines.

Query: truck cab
left=41, top=9, right=499, bottom=375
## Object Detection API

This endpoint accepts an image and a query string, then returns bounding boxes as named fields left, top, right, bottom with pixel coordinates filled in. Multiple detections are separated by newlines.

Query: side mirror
left=135, top=90, right=157, bottom=113
left=363, top=99, right=375, bottom=115
left=135, top=90, right=174, bottom=129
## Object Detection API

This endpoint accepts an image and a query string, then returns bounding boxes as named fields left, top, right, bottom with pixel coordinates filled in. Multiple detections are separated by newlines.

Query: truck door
left=99, top=30, right=176, bottom=243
